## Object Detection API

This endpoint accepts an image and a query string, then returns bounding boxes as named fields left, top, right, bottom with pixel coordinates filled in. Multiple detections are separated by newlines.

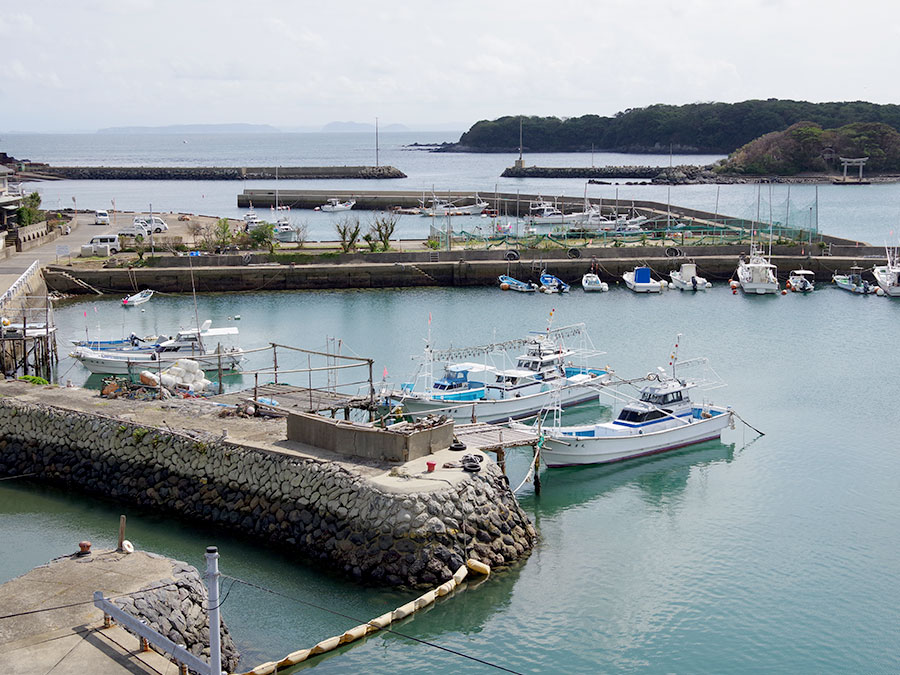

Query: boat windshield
left=639, top=390, right=683, bottom=405
left=617, top=409, right=668, bottom=423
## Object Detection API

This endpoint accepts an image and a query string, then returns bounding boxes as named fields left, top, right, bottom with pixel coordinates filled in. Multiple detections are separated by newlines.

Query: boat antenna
left=546, top=307, right=555, bottom=335
left=670, top=333, right=682, bottom=378
left=375, top=116, right=380, bottom=168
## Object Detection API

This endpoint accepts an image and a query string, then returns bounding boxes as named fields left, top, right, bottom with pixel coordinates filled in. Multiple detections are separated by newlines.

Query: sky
left=2, top=0, right=900, bottom=133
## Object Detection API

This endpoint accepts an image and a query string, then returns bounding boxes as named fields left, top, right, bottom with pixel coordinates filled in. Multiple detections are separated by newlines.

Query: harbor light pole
left=206, top=546, right=223, bottom=675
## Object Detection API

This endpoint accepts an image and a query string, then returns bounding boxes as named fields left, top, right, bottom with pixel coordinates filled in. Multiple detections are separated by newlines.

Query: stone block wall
left=0, top=397, right=535, bottom=587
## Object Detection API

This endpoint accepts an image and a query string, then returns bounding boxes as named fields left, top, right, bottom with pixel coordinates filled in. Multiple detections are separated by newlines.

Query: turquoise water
left=4, top=285, right=899, bottom=672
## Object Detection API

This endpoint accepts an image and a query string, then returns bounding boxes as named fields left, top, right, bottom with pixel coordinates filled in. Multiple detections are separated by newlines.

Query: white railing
left=0, top=260, right=40, bottom=313
left=93, top=591, right=212, bottom=674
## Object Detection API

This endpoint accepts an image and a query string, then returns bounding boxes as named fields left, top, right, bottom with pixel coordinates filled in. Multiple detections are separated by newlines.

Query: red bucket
left=426, top=461, right=436, bottom=472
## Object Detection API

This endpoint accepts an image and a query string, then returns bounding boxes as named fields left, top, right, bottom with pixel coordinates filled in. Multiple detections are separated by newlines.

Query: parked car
left=119, top=220, right=151, bottom=240
left=88, top=234, right=120, bottom=254
left=94, top=209, right=110, bottom=225
left=135, top=215, right=169, bottom=233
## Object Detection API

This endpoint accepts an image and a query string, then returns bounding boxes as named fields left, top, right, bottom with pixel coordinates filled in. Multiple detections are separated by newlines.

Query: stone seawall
left=27, top=165, right=407, bottom=180
left=113, top=554, right=241, bottom=671
left=0, top=389, right=535, bottom=587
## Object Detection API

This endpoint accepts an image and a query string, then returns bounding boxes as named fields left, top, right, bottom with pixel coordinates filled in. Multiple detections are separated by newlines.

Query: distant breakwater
left=23, top=165, right=407, bottom=181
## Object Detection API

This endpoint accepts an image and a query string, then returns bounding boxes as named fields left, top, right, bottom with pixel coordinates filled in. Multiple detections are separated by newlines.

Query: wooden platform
left=454, top=422, right=540, bottom=451
left=210, top=382, right=373, bottom=413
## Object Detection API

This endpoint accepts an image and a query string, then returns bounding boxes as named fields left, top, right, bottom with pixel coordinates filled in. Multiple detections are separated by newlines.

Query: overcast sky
left=3, top=0, right=899, bottom=133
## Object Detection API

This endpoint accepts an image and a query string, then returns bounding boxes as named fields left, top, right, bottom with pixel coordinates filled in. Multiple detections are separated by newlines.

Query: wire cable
left=222, top=574, right=522, bottom=674
left=0, top=580, right=178, bottom=621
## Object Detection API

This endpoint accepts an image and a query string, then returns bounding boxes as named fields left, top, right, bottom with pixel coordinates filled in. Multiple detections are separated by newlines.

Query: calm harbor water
left=1, top=133, right=900, bottom=672
left=4, top=285, right=900, bottom=672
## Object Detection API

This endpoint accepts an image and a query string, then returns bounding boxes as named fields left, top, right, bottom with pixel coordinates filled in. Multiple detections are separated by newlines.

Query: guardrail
left=93, top=591, right=212, bottom=674
left=0, top=259, right=40, bottom=313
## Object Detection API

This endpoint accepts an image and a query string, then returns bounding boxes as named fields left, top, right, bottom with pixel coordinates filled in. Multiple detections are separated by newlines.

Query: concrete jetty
left=0, top=548, right=239, bottom=674
left=0, top=381, right=536, bottom=587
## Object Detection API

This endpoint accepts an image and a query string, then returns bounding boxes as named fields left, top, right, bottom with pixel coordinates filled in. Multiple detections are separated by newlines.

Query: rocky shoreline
left=19, top=165, right=407, bottom=181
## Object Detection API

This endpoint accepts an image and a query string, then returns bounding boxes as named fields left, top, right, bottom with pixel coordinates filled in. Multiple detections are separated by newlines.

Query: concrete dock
left=0, top=550, right=178, bottom=675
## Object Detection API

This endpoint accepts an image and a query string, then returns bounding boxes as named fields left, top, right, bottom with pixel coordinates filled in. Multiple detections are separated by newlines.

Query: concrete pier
left=0, top=549, right=239, bottom=674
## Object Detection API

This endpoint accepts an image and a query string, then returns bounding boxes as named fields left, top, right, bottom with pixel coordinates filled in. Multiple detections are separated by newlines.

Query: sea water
left=1, top=134, right=899, bottom=672
left=5, top=285, right=899, bottom=673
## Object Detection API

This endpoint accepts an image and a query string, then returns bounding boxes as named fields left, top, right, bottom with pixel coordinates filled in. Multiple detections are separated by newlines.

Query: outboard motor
left=691, top=276, right=698, bottom=290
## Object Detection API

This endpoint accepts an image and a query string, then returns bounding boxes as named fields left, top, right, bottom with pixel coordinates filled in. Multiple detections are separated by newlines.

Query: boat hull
left=669, top=273, right=710, bottom=291
left=623, top=273, right=661, bottom=293
left=72, top=350, right=243, bottom=375
left=873, top=267, right=900, bottom=296
left=389, top=379, right=606, bottom=424
left=541, top=409, right=733, bottom=467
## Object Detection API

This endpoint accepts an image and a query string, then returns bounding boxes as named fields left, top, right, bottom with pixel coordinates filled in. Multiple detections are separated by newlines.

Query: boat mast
left=671, top=333, right=682, bottom=379
left=375, top=117, right=379, bottom=168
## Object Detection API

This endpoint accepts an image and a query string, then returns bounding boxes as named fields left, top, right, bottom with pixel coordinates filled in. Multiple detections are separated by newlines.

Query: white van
left=135, top=215, right=169, bottom=233
left=89, top=234, right=120, bottom=254
left=94, top=209, right=110, bottom=225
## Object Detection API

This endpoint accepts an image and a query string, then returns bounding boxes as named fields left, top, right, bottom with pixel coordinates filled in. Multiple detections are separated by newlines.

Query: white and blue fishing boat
left=527, top=338, right=734, bottom=467
left=623, top=266, right=662, bottom=293
left=498, top=275, right=538, bottom=293
left=581, top=272, right=609, bottom=292
left=539, top=270, right=570, bottom=293
left=384, top=323, right=610, bottom=423
left=832, top=266, right=875, bottom=294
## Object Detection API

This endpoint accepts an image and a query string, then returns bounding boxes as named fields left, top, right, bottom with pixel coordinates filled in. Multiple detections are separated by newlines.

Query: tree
left=16, top=191, right=43, bottom=226
left=369, top=212, right=398, bottom=251
left=213, top=217, right=233, bottom=249
left=249, top=222, right=277, bottom=254
left=335, top=216, right=361, bottom=253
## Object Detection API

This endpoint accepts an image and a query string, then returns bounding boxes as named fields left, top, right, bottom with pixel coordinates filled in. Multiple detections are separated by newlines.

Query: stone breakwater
left=113, top=554, right=240, bottom=671
left=25, top=165, right=407, bottom=180
left=0, top=392, right=535, bottom=587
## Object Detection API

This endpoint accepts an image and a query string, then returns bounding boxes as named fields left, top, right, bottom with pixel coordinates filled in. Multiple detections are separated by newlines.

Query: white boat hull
left=72, top=349, right=243, bottom=375
left=669, top=272, right=710, bottom=291
left=623, top=272, right=661, bottom=293
left=541, top=408, right=733, bottom=467
left=873, top=266, right=900, bottom=296
left=739, top=281, right=779, bottom=294
left=389, top=379, right=606, bottom=424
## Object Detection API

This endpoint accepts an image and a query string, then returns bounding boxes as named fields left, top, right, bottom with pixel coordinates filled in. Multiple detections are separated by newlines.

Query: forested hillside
left=449, top=100, right=900, bottom=154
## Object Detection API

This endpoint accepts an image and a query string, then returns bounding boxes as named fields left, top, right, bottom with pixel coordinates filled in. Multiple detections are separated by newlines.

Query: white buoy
left=876, top=287, right=885, bottom=296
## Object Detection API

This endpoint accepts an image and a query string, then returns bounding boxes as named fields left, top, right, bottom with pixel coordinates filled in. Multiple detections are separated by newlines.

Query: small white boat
left=581, top=273, right=608, bottom=292
left=872, top=245, right=900, bottom=297
left=737, top=246, right=779, bottom=294
left=529, top=344, right=734, bottom=467
left=319, top=198, right=356, bottom=213
left=786, top=269, right=815, bottom=293
left=243, top=209, right=262, bottom=228
left=832, top=266, right=875, bottom=295
left=669, top=263, right=711, bottom=291
left=122, top=289, right=154, bottom=307
left=419, top=195, right=488, bottom=217
left=528, top=200, right=582, bottom=226
left=623, top=266, right=662, bottom=293
left=539, top=270, right=570, bottom=293
left=498, top=275, right=538, bottom=293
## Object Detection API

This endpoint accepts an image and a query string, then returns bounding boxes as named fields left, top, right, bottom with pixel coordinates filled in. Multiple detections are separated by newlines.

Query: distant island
left=97, top=123, right=280, bottom=134
left=442, top=100, right=900, bottom=155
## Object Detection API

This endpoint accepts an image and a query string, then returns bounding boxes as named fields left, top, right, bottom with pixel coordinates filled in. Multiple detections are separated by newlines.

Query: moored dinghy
left=581, top=272, right=609, bottom=292
left=498, top=275, right=538, bottom=292
left=318, top=198, right=356, bottom=212
left=669, top=262, right=711, bottom=291
left=623, top=266, right=662, bottom=293
left=786, top=269, right=815, bottom=293
left=539, top=270, right=570, bottom=293
left=122, top=289, right=154, bottom=307
left=832, top=266, right=875, bottom=294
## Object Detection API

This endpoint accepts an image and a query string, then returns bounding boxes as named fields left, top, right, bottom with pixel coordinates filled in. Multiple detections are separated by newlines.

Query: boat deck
left=210, top=382, right=374, bottom=414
